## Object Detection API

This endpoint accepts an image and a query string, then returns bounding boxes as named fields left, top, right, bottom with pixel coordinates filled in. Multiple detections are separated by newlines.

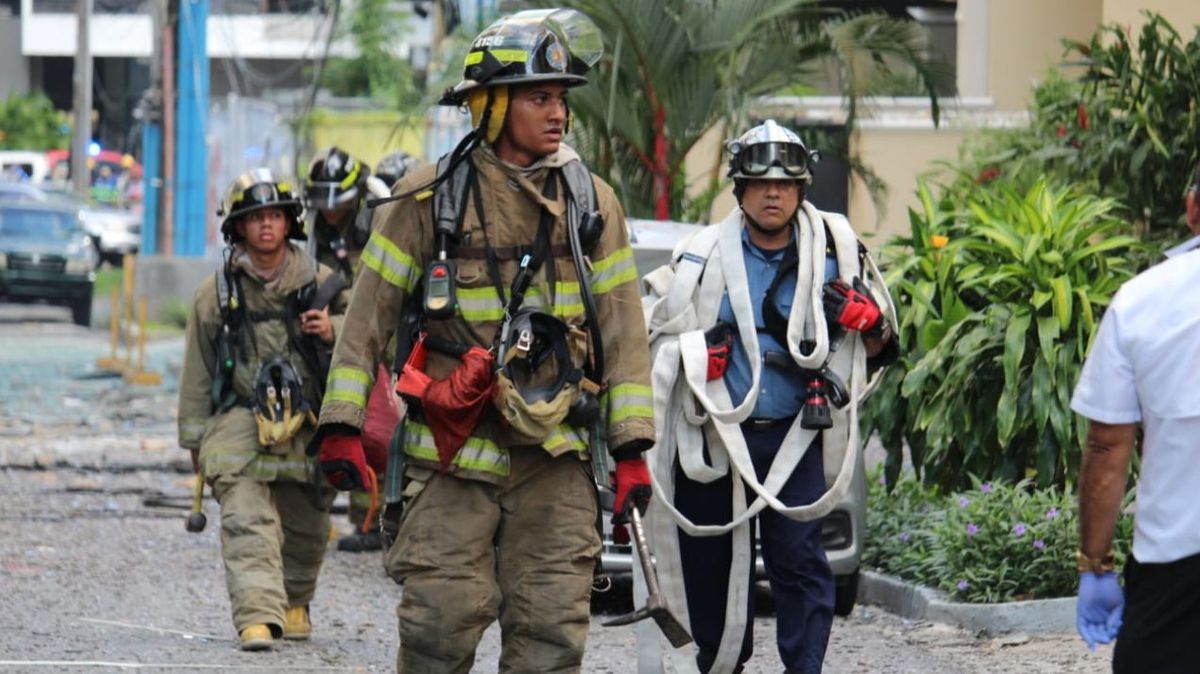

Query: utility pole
left=71, top=0, right=93, bottom=197
left=137, top=0, right=167, bottom=256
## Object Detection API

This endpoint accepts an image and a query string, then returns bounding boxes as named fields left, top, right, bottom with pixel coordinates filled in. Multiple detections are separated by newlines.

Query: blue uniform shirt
left=718, top=227, right=838, bottom=419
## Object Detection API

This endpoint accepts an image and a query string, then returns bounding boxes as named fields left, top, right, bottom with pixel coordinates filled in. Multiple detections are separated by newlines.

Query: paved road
left=0, top=306, right=1113, bottom=672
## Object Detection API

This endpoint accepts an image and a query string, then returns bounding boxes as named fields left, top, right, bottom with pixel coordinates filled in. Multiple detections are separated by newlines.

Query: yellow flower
left=930, top=235, right=949, bottom=249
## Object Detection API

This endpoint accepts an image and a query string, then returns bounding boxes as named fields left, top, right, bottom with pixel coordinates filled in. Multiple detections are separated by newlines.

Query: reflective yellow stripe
left=179, top=417, right=207, bottom=444
left=361, top=231, right=420, bottom=292
left=605, top=382, right=655, bottom=424
left=456, top=283, right=585, bottom=321
left=404, top=421, right=511, bottom=476
left=340, top=161, right=360, bottom=190
left=465, top=49, right=529, bottom=66
left=591, top=246, right=639, bottom=294
left=543, top=424, right=588, bottom=454
left=324, top=367, right=372, bottom=408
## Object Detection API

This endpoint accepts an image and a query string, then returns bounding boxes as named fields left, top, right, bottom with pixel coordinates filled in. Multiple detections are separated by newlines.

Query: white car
left=39, top=188, right=140, bottom=265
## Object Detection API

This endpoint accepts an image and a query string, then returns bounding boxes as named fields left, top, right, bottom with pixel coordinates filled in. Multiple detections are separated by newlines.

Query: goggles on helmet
left=733, top=142, right=811, bottom=178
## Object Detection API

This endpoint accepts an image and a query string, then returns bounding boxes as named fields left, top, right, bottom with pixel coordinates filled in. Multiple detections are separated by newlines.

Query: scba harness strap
left=211, top=248, right=346, bottom=413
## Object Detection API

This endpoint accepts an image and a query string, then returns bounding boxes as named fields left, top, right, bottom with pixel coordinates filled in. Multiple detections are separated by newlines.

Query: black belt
left=743, top=416, right=796, bottom=430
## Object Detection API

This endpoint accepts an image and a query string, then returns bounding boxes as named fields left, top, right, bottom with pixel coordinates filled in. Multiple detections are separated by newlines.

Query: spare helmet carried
left=305, top=146, right=368, bottom=212
left=492, top=308, right=597, bottom=442
left=373, top=151, right=422, bottom=191
left=252, top=355, right=316, bottom=447
left=218, top=168, right=305, bottom=242
left=726, top=119, right=820, bottom=184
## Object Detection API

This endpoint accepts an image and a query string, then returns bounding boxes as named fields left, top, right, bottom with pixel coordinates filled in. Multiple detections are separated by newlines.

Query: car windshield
left=0, top=207, right=79, bottom=241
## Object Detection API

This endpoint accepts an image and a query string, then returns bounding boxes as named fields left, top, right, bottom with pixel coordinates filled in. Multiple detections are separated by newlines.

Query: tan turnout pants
left=385, top=448, right=601, bottom=673
left=211, top=474, right=334, bottom=634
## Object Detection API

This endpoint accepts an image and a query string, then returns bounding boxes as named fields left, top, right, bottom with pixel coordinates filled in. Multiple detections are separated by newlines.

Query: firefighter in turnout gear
left=315, top=8, right=656, bottom=672
left=303, top=146, right=396, bottom=553
left=177, top=169, right=350, bottom=651
left=304, top=146, right=373, bottom=285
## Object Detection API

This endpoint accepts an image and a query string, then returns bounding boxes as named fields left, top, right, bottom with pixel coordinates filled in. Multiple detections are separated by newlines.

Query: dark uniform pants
left=384, top=447, right=600, bottom=674
left=1113, top=551, right=1200, bottom=674
left=675, top=421, right=834, bottom=674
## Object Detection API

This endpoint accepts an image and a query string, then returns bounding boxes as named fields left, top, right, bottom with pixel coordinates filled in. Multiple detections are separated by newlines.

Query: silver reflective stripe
left=324, top=367, right=372, bottom=408
left=179, top=417, right=207, bottom=444
left=605, top=382, right=655, bottom=424
left=404, top=421, right=511, bottom=476
left=591, top=245, right=638, bottom=294
left=360, top=231, right=421, bottom=292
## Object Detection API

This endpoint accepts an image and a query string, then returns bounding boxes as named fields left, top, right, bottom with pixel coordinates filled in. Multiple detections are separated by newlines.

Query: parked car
left=43, top=188, right=140, bottom=265
left=0, top=182, right=51, bottom=204
left=0, top=201, right=98, bottom=325
left=0, top=184, right=140, bottom=266
left=0, top=150, right=51, bottom=184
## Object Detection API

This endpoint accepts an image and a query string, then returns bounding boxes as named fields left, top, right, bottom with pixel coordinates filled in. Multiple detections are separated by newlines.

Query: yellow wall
left=309, top=110, right=424, bottom=168
left=1103, top=0, right=1200, bottom=36
left=847, top=125, right=971, bottom=243
left=985, top=0, right=1102, bottom=111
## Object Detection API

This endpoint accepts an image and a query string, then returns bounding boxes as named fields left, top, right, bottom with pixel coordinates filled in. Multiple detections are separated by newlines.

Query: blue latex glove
left=1076, top=571, right=1124, bottom=651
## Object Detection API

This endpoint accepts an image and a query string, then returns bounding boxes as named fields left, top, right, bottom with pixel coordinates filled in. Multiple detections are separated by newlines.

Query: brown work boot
left=239, top=624, right=274, bottom=651
left=283, top=606, right=312, bottom=641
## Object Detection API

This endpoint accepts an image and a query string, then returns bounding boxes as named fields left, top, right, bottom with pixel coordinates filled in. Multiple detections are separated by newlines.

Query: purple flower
left=1046, top=507, right=1060, bottom=520
left=879, top=473, right=887, bottom=486
left=958, top=496, right=970, bottom=508
left=957, top=580, right=969, bottom=591
left=898, top=532, right=911, bottom=543
left=966, top=523, right=978, bottom=536
left=981, top=482, right=993, bottom=494
left=1033, top=539, right=1045, bottom=550
left=1012, top=523, right=1027, bottom=537
left=920, top=503, right=931, bottom=513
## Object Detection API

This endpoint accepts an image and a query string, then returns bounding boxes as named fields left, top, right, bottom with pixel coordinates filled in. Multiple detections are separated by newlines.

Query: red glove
left=610, top=457, right=652, bottom=545
left=705, top=323, right=734, bottom=381
left=319, top=433, right=370, bottom=491
left=823, top=277, right=882, bottom=333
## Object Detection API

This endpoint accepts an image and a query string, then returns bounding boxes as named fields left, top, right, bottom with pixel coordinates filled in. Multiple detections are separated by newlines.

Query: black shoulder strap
left=307, top=273, right=347, bottom=312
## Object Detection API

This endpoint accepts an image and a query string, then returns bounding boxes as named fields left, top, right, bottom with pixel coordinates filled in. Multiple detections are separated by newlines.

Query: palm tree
left=532, top=0, right=953, bottom=220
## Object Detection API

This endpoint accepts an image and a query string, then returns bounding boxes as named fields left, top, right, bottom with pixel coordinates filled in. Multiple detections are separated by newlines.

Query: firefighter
left=314, top=8, right=656, bottom=671
left=304, top=146, right=373, bottom=285
left=177, top=169, right=350, bottom=651
left=641, top=121, right=898, bottom=673
left=303, top=146, right=393, bottom=552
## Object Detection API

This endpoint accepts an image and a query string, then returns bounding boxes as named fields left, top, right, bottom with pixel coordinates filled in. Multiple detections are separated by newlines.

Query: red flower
left=975, top=167, right=1002, bottom=184
left=1057, top=126, right=1067, bottom=138
left=1077, top=103, right=1089, bottom=131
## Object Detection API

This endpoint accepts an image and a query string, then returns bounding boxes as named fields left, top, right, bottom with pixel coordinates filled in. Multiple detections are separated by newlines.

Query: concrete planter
left=859, top=570, right=1076, bottom=635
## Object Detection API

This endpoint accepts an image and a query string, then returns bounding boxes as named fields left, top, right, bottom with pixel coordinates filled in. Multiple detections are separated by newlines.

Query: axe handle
left=629, top=506, right=661, bottom=598
left=191, top=468, right=206, bottom=513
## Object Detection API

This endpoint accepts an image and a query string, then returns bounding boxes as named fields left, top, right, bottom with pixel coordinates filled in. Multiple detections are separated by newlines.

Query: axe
left=602, top=505, right=693, bottom=648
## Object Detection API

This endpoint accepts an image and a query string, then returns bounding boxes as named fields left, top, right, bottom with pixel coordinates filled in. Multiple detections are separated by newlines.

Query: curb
left=858, top=570, right=1076, bottom=635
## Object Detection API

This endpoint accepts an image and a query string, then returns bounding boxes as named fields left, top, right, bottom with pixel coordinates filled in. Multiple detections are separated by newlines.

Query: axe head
left=601, top=505, right=693, bottom=648
left=602, top=594, right=693, bottom=647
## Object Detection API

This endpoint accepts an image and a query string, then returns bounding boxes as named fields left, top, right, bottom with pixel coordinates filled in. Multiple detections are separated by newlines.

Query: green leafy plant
left=865, top=467, right=1134, bottom=603
left=528, top=0, right=952, bottom=220
left=0, top=93, right=69, bottom=151
left=933, top=12, right=1200, bottom=258
left=867, top=178, right=1144, bottom=491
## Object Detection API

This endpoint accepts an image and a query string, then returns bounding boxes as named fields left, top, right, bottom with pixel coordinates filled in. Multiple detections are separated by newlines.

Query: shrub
left=865, top=467, right=1134, bottom=603
left=865, top=178, right=1144, bottom=490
